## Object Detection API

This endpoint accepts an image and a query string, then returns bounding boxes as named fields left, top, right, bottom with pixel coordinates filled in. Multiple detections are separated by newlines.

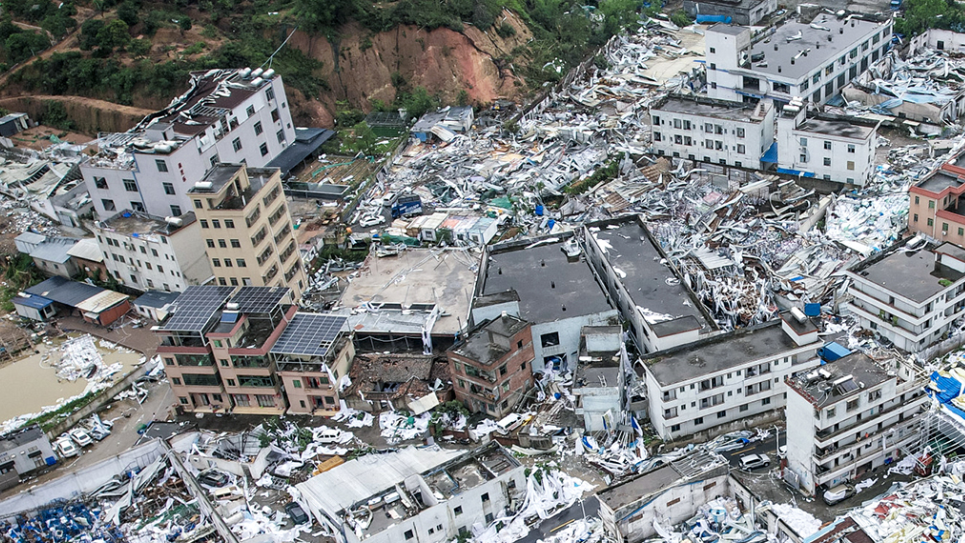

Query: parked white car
left=69, top=428, right=93, bottom=447
left=359, top=214, right=386, bottom=228
left=738, top=453, right=770, bottom=471
left=55, top=438, right=79, bottom=458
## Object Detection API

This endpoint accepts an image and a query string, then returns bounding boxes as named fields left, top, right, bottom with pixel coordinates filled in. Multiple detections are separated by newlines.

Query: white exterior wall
left=345, top=466, right=526, bottom=543
left=531, top=311, right=619, bottom=373
left=94, top=223, right=212, bottom=292
left=599, top=472, right=730, bottom=543
left=706, top=22, right=892, bottom=105
left=776, top=114, right=876, bottom=185
left=845, top=259, right=965, bottom=353
left=646, top=344, right=821, bottom=441
left=84, top=76, right=297, bottom=220
left=785, top=368, right=926, bottom=494
left=650, top=106, right=774, bottom=170
left=580, top=387, right=623, bottom=432
left=911, top=29, right=965, bottom=55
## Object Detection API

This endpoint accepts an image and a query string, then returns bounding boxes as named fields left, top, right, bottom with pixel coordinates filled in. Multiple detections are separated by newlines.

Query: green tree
left=117, top=1, right=139, bottom=27
left=95, top=19, right=130, bottom=50
left=344, top=121, right=379, bottom=155
left=894, top=0, right=962, bottom=36
left=178, top=17, right=192, bottom=34
left=5, top=31, right=49, bottom=63
left=128, top=38, right=151, bottom=57
left=294, top=0, right=355, bottom=33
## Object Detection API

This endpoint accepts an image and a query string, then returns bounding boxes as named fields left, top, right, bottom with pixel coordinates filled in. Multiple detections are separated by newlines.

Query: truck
left=391, top=195, right=423, bottom=219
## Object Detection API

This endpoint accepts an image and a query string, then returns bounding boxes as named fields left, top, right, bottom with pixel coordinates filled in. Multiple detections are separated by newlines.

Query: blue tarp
left=929, top=371, right=962, bottom=404
left=777, top=168, right=816, bottom=177
left=696, top=14, right=731, bottom=23
left=760, top=142, right=778, bottom=163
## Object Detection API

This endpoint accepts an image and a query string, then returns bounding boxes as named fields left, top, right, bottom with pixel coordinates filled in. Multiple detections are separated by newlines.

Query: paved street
left=517, top=496, right=600, bottom=543
left=721, top=429, right=787, bottom=466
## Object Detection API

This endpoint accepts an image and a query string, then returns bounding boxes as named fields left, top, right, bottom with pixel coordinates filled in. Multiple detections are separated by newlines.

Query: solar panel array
left=271, top=313, right=347, bottom=357
left=229, top=286, right=290, bottom=314
left=161, top=286, right=236, bottom=331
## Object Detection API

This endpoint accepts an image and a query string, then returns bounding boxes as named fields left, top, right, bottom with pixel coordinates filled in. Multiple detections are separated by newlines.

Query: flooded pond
left=0, top=334, right=144, bottom=428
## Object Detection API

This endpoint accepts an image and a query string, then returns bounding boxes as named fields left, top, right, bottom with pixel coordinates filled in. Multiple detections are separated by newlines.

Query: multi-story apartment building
left=447, top=314, right=535, bottom=417
left=908, top=152, right=965, bottom=244
left=642, top=312, right=822, bottom=441
left=189, top=164, right=307, bottom=299
left=776, top=98, right=879, bottom=185
left=785, top=353, right=926, bottom=495
left=273, top=312, right=354, bottom=416
left=92, top=210, right=212, bottom=292
left=705, top=17, right=892, bottom=105
left=844, top=242, right=965, bottom=353
left=649, top=95, right=775, bottom=170
left=156, top=285, right=354, bottom=415
left=472, top=234, right=619, bottom=373
left=298, top=442, right=526, bottom=543
left=584, top=216, right=716, bottom=353
left=81, top=68, right=296, bottom=220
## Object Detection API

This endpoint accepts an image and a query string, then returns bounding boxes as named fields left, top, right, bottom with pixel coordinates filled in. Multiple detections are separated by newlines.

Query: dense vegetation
left=3, top=0, right=646, bottom=113
left=894, top=0, right=965, bottom=36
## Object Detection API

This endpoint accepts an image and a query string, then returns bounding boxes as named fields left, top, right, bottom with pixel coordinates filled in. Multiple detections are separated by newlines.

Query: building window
left=212, top=219, right=221, bottom=229
left=206, top=239, right=215, bottom=248
left=224, top=259, right=233, bottom=267
left=928, top=218, right=934, bottom=226
left=163, top=182, right=176, bottom=195
left=236, top=259, right=246, bottom=267
left=670, top=424, right=680, bottom=432
left=256, top=395, right=275, bottom=407
left=170, top=205, right=182, bottom=216
left=915, top=195, right=920, bottom=205
left=847, top=399, right=859, bottom=411
left=848, top=144, right=856, bottom=153
left=123, top=179, right=138, bottom=192
left=540, top=332, right=560, bottom=348
left=404, top=530, right=413, bottom=540
left=736, top=127, right=745, bottom=138
left=231, top=239, right=241, bottom=248
left=271, top=108, right=280, bottom=122
left=131, top=201, right=145, bottom=212
left=717, top=410, right=726, bottom=418
left=179, top=397, right=189, bottom=405
left=172, top=377, right=181, bottom=385
left=254, top=121, right=263, bottom=135
left=218, top=239, right=227, bottom=248
left=260, top=143, right=269, bottom=156
left=102, top=199, right=116, bottom=211
left=94, top=177, right=108, bottom=189
left=694, top=417, right=703, bottom=425
left=739, top=404, right=748, bottom=412
left=914, top=214, right=919, bottom=222
left=210, top=155, right=219, bottom=167
left=454, top=506, right=463, bottom=516
left=224, top=219, right=235, bottom=228
left=709, top=47, right=715, bottom=53
left=293, top=379, right=301, bottom=388
left=213, top=259, right=221, bottom=267
left=277, top=129, right=285, bottom=144
left=824, top=157, right=831, bottom=166
left=266, top=87, right=275, bottom=101
left=800, top=137, right=808, bottom=146
left=762, top=397, right=771, bottom=405
left=156, top=159, right=169, bottom=172
left=232, top=138, right=242, bottom=151
left=847, top=161, right=855, bottom=171
left=737, top=144, right=745, bottom=154
left=482, top=493, right=489, bottom=502
left=799, top=154, right=807, bottom=163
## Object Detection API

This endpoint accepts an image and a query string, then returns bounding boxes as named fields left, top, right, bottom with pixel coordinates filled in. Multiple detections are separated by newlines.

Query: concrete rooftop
left=853, top=247, right=964, bottom=303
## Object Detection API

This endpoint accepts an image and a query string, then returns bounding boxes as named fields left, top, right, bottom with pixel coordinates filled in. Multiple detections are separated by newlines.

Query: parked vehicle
left=285, top=502, right=310, bottom=525
left=823, top=483, right=856, bottom=506
left=359, top=214, right=386, bottom=228
left=69, top=428, right=93, bottom=447
left=87, top=425, right=110, bottom=441
left=56, top=438, right=79, bottom=458
left=197, top=469, right=230, bottom=487
left=738, top=454, right=770, bottom=470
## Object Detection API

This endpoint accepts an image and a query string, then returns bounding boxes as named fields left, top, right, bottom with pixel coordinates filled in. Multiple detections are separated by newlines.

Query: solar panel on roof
left=271, top=313, right=347, bottom=357
left=834, top=379, right=859, bottom=395
left=161, top=286, right=235, bottom=332
left=229, top=286, right=290, bottom=314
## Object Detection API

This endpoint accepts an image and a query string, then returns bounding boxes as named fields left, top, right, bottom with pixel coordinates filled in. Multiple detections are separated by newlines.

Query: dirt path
left=0, top=10, right=103, bottom=90
left=0, top=95, right=154, bottom=118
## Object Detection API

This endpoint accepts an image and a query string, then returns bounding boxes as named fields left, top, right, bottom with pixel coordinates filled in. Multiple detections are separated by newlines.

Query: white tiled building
left=93, top=210, right=212, bottom=292
left=776, top=98, right=878, bottom=185
left=784, top=353, right=926, bottom=495
left=641, top=313, right=822, bottom=441
left=81, top=68, right=296, bottom=220
left=705, top=17, right=892, bottom=105
left=649, top=95, right=775, bottom=170
left=844, top=242, right=965, bottom=353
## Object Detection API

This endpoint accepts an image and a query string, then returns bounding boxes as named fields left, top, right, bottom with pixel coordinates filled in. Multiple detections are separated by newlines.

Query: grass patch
left=564, top=159, right=618, bottom=195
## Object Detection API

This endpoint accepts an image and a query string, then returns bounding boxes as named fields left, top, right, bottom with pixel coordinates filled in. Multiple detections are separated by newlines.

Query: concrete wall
left=0, top=439, right=165, bottom=519
left=530, top=312, right=619, bottom=373
left=601, top=470, right=730, bottom=543
left=45, top=361, right=152, bottom=440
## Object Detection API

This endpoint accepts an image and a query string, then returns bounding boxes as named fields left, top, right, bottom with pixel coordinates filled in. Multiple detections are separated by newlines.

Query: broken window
left=540, top=332, right=560, bottom=348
